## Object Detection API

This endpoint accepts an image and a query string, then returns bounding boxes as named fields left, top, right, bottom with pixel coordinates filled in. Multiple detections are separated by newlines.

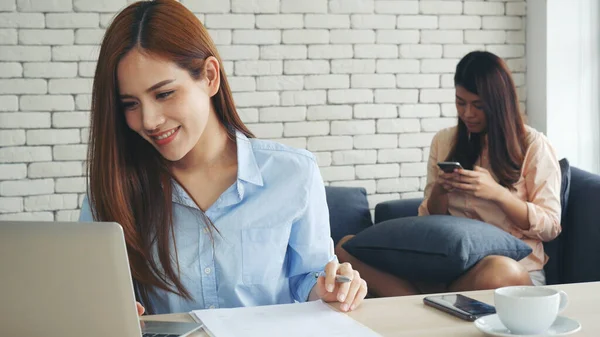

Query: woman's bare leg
left=449, top=255, right=532, bottom=292
left=335, top=235, right=419, bottom=297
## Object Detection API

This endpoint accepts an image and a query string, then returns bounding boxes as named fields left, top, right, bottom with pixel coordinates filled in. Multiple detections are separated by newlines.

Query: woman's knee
left=473, top=255, right=532, bottom=289
left=334, top=235, right=355, bottom=261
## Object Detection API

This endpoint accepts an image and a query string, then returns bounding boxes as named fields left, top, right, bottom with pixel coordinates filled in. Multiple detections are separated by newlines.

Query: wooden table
left=143, top=282, right=599, bottom=336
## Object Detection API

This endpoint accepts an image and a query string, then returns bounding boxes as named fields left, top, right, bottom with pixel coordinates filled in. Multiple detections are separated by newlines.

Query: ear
left=203, top=56, right=220, bottom=98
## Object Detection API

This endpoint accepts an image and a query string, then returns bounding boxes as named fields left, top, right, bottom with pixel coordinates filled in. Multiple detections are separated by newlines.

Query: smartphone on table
left=437, top=161, right=463, bottom=173
left=423, top=294, right=496, bottom=322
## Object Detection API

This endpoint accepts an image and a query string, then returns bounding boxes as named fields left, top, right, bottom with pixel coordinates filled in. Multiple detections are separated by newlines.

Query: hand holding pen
left=310, top=260, right=368, bottom=312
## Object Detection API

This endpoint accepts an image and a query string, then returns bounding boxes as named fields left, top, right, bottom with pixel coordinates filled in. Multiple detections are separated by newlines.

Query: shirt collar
left=235, top=130, right=264, bottom=187
left=171, top=129, right=263, bottom=208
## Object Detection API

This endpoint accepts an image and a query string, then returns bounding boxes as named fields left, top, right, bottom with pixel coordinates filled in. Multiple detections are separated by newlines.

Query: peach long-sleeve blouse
left=418, top=125, right=562, bottom=272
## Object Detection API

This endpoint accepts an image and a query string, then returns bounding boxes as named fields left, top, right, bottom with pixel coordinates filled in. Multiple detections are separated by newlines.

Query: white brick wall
left=375, top=1, right=419, bottom=15
left=0, top=0, right=527, bottom=218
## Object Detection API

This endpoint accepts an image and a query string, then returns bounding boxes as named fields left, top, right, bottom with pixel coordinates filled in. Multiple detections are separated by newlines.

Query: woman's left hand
left=314, top=260, right=368, bottom=312
left=451, top=166, right=505, bottom=201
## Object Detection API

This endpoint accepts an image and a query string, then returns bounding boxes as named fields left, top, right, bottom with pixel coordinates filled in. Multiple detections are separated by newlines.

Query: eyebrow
left=119, top=79, right=175, bottom=99
left=455, top=95, right=482, bottom=104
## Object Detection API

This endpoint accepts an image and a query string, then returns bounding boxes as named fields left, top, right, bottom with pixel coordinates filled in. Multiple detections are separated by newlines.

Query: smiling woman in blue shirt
left=79, top=0, right=367, bottom=316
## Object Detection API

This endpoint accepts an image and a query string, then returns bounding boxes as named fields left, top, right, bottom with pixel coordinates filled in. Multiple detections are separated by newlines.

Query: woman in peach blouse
left=336, top=51, right=562, bottom=296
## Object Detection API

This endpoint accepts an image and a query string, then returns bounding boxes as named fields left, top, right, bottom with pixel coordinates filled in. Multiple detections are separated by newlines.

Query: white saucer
left=474, top=314, right=581, bottom=336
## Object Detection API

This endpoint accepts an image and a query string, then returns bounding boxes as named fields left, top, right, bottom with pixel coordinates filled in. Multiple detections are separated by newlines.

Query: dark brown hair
left=447, top=51, right=527, bottom=189
left=87, top=0, right=253, bottom=314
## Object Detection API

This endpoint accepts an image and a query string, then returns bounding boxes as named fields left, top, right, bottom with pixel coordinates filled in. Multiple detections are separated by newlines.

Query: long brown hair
left=447, top=51, right=527, bottom=189
left=87, top=0, right=253, bottom=314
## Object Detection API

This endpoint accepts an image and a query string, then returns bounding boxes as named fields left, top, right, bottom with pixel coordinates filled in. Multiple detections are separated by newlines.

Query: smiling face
left=117, top=48, right=218, bottom=162
left=455, top=85, right=487, bottom=134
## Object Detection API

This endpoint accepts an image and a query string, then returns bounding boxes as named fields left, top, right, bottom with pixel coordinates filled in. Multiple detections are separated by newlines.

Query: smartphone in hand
left=437, top=161, right=463, bottom=173
left=423, top=294, right=496, bottom=322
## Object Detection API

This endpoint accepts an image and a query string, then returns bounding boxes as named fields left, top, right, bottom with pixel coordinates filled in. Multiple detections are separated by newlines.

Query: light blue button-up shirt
left=79, top=132, right=335, bottom=314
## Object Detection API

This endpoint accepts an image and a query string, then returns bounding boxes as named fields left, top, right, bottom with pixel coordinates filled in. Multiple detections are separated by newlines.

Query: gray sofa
left=326, top=165, right=600, bottom=285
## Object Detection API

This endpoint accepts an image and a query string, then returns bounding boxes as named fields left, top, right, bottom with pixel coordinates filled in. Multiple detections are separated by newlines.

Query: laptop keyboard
left=142, top=334, right=180, bottom=337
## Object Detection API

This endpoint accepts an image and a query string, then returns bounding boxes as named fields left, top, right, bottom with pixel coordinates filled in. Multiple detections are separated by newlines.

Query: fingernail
left=341, top=304, right=349, bottom=312
left=350, top=304, right=356, bottom=311
left=338, top=294, right=345, bottom=302
left=327, top=284, right=334, bottom=292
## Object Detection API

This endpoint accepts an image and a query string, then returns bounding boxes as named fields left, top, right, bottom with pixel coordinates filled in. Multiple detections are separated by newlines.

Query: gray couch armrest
left=374, top=198, right=423, bottom=224
left=560, top=166, right=600, bottom=283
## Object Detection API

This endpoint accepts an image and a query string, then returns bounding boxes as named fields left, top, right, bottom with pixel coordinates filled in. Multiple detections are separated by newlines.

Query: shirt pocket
left=241, top=226, right=290, bottom=285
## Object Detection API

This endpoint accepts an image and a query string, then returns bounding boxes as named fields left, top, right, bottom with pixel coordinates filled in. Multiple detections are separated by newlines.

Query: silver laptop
left=0, top=221, right=202, bottom=337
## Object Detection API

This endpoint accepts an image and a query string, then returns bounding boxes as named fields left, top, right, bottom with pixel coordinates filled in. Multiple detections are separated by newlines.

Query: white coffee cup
left=494, top=286, right=568, bottom=335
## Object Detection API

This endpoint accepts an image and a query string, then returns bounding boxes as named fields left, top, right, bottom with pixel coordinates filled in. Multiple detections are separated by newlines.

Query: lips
left=148, top=126, right=181, bottom=146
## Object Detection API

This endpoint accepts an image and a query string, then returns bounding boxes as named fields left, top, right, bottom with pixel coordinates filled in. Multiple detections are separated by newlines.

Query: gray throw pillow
left=342, top=215, right=533, bottom=283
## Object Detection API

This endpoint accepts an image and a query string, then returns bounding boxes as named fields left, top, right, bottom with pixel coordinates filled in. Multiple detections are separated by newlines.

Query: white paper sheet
left=190, top=300, right=382, bottom=337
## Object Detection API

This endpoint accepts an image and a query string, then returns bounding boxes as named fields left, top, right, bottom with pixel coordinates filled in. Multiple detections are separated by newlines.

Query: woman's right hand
left=435, top=169, right=459, bottom=194
left=427, top=168, right=456, bottom=215
left=136, top=302, right=145, bottom=316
